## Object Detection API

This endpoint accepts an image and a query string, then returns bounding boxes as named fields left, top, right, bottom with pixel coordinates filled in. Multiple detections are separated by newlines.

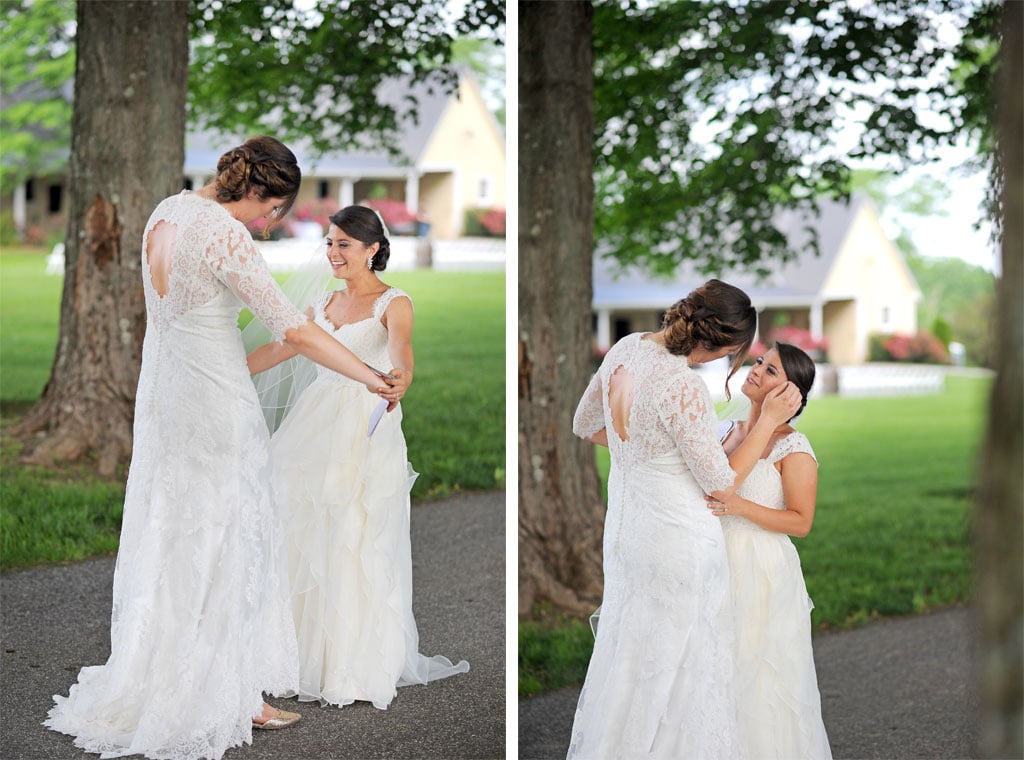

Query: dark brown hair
left=214, top=136, right=300, bottom=237
left=775, top=342, right=816, bottom=421
left=662, top=279, right=757, bottom=398
left=328, top=206, right=391, bottom=271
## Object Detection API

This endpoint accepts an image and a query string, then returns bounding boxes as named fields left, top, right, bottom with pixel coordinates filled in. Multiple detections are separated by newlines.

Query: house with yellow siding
left=183, top=73, right=504, bottom=240
left=8, top=73, right=505, bottom=241
left=592, top=196, right=920, bottom=365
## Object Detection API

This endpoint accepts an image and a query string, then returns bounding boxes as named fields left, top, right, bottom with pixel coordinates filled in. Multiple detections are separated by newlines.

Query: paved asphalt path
left=1, top=491, right=505, bottom=760
left=520, top=606, right=978, bottom=759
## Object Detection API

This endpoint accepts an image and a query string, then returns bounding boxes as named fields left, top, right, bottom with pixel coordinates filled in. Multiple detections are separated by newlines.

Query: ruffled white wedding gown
left=721, top=432, right=832, bottom=759
left=269, top=287, right=468, bottom=709
left=570, top=333, right=748, bottom=759
left=45, top=191, right=303, bottom=759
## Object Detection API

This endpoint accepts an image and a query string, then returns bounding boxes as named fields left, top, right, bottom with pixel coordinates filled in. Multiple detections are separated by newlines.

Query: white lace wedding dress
left=268, top=287, right=468, bottom=709
left=570, top=333, right=748, bottom=759
left=721, top=433, right=833, bottom=759
left=45, top=190, right=302, bottom=760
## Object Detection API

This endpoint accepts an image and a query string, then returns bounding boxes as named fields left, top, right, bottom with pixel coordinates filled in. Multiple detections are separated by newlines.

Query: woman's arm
left=709, top=452, right=819, bottom=536
left=282, top=320, right=390, bottom=391
left=212, top=233, right=388, bottom=392
left=383, top=296, right=415, bottom=401
left=573, top=364, right=608, bottom=443
left=711, top=383, right=802, bottom=498
left=247, top=340, right=299, bottom=375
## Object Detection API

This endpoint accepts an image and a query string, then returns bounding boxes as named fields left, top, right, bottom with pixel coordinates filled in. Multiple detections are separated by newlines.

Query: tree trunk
left=974, top=2, right=1023, bottom=757
left=17, top=0, right=189, bottom=476
left=518, top=0, right=604, bottom=617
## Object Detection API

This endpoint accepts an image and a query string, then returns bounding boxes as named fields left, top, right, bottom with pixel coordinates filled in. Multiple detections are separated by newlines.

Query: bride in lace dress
left=570, top=280, right=801, bottom=759
left=45, top=138, right=393, bottom=760
left=709, top=343, right=832, bottom=759
left=246, top=206, right=468, bottom=709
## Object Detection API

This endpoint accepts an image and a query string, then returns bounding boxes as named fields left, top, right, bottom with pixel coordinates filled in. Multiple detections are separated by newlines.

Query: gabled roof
left=593, top=195, right=896, bottom=310
left=184, top=76, right=455, bottom=178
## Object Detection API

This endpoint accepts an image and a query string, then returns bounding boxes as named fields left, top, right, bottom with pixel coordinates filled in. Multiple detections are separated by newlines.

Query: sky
left=894, top=152, right=1000, bottom=274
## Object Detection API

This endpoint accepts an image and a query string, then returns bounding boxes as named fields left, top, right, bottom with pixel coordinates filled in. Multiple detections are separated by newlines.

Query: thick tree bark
left=518, top=0, right=604, bottom=617
left=974, top=3, right=1023, bottom=757
left=18, top=1, right=189, bottom=476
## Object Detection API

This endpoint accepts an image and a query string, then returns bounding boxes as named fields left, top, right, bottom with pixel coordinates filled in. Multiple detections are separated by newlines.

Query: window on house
left=881, top=305, right=891, bottom=328
left=48, top=184, right=63, bottom=214
left=318, top=181, right=330, bottom=199
left=25, top=179, right=35, bottom=201
left=477, top=175, right=493, bottom=206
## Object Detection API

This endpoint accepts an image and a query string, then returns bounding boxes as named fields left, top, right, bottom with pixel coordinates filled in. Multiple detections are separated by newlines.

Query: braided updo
left=213, top=136, right=301, bottom=236
left=662, top=279, right=757, bottom=397
left=328, top=206, right=392, bottom=271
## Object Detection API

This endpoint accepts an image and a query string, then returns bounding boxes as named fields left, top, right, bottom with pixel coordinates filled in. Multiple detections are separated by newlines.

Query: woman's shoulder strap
left=373, top=287, right=412, bottom=320
left=770, top=431, right=817, bottom=465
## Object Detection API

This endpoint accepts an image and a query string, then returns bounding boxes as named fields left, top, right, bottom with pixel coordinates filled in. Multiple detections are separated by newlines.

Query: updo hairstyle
left=328, top=206, right=392, bottom=272
left=662, top=279, right=757, bottom=397
left=775, top=341, right=816, bottom=421
left=214, top=136, right=301, bottom=236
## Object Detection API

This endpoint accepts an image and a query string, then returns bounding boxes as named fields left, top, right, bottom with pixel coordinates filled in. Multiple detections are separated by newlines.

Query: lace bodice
left=311, top=287, right=411, bottom=385
left=140, top=191, right=307, bottom=339
left=574, top=333, right=736, bottom=493
left=723, top=432, right=817, bottom=531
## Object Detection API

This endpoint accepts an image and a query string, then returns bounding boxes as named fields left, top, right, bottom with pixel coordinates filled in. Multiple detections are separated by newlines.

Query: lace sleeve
left=659, top=371, right=736, bottom=493
left=573, top=367, right=606, bottom=440
left=209, top=226, right=308, bottom=340
left=770, top=432, right=818, bottom=466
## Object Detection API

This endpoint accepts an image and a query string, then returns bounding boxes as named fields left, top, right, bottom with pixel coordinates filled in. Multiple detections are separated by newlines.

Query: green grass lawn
left=0, top=248, right=504, bottom=569
left=521, top=373, right=990, bottom=697
left=0, top=250, right=64, bottom=402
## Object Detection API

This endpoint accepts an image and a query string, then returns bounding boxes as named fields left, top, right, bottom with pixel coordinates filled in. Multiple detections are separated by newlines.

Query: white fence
left=254, top=236, right=505, bottom=273
left=835, top=363, right=946, bottom=397
left=45, top=236, right=507, bottom=275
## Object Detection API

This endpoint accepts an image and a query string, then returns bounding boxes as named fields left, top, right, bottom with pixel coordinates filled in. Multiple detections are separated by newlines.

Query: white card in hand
left=368, top=398, right=388, bottom=437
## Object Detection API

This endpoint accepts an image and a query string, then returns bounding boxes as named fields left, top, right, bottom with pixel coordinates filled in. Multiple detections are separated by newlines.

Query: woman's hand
left=367, top=374, right=394, bottom=398
left=371, top=368, right=411, bottom=413
left=706, top=492, right=744, bottom=518
left=385, top=368, right=413, bottom=402
left=762, top=381, right=802, bottom=425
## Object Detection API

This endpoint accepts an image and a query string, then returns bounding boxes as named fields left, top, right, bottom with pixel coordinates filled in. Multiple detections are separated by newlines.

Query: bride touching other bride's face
left=742, top=344, right=816, bottom=423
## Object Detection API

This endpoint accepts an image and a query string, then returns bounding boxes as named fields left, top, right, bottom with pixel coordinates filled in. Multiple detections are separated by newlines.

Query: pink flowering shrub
left=479, top=208, right=506, bottom=236
left=869, top=331, right=950, bottom=364
left=465, top=207, right=506, bottom=237
left=771, top=326, right=828, bottom=355
left=362, top=197, right=418, bottom=233
left=291, top=198, right=340, bottom=233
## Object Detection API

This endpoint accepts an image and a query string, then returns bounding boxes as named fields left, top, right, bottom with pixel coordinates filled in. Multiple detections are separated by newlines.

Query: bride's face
left=325, top=223, right=376, bottom=278
left=742, top=348, right=788, bottom=401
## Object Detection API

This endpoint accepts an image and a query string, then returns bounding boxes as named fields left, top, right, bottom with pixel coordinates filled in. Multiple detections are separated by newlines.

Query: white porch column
left=338, top=177, right=355, bottom=209
left=810, top=299, right=824, bottom=340
left=596, top=308, right=612, bottom=351
left=12, top=182, right=26, bottom=230
left=404, top=171, right=419, bottom=212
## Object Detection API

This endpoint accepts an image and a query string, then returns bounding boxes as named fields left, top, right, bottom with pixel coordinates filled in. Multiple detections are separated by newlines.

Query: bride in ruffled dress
left=246, top=205, right=468, bottom=710
left=44, top=138, right=393, bottom=760
left=709, top=343, right=832, bottom=759
left=569, top=280, right=801, bottom=759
